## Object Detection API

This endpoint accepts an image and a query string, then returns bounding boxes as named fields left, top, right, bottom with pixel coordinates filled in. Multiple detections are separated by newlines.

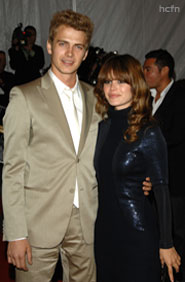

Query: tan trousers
left=16, top=206, right=96, bottom=282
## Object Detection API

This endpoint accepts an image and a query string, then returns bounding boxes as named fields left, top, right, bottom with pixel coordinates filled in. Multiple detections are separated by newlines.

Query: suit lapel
left=40, top=74, right=96, bottom=155
left=40, top=73, right=75, bottom=151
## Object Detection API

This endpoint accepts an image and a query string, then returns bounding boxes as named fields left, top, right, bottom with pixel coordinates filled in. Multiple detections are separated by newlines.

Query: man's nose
left=66, top=46, right=73, bottom=56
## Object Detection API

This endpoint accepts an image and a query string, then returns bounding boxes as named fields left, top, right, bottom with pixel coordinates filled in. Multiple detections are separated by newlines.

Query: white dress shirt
left=49, top=69, right=83, bottom=207
left=151, top=79, right=174, bottom=115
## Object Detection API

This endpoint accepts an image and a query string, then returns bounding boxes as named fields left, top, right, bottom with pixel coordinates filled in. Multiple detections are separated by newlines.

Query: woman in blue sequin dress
left=94, top=54, right=180, bottom=282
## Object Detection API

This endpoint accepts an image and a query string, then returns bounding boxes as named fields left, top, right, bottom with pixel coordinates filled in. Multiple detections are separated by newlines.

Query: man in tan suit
left=3, top=10, right=99, bottom=282
left=2, top=9, right=151, bottom=282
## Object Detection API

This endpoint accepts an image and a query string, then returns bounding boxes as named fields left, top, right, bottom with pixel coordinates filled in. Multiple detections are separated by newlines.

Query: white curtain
left=0, top=0, right=185, bottom=78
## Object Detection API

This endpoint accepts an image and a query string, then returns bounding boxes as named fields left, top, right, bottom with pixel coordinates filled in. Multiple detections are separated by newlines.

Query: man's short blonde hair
left=48, top=9, right=94, bottom=48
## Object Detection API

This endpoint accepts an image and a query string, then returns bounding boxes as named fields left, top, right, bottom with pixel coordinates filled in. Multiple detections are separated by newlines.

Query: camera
left=11, top=23, right=31, bottom=47
left=78, top=46, right=118, bottom=85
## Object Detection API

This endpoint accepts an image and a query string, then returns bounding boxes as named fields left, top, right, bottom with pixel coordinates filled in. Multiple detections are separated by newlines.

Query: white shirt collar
left=150, top=79, right=174, bottom=99
left=48, top=68, right=79, bottom=94
left=151, top=79, right=174, bottom=115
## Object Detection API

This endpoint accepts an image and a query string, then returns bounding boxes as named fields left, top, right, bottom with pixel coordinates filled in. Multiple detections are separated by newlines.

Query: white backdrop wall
left=0, top=0, right=185, bottom=79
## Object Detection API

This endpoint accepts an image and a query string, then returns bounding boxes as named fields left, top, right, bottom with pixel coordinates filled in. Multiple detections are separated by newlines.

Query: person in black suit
left=143, top=49, right=185, bottom=282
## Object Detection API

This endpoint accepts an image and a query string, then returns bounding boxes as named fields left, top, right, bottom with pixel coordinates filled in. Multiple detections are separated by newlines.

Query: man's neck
left=62, top=76, right=76, bottom=88
left=51, top=69, right=77, bottom=88
left=49, top=68, right=78, bottom=89
left=155, top=78, right=171, bottom=102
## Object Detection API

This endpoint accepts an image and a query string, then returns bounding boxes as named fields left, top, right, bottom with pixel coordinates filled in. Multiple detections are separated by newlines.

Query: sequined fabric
left=94, top=107, right=172, bottom=282
left=112, top=125, right=168, bottom=231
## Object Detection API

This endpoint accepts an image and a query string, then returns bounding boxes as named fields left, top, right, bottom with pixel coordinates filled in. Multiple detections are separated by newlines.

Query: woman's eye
left=104, top=80, right=111, bottom=84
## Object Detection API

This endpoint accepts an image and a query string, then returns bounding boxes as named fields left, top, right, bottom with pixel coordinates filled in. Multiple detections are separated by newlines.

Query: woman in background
left=94, top=54, right=180, bottom=282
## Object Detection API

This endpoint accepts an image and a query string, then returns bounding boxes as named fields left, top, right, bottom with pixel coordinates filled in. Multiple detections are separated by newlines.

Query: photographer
left=8, top=24, right=45, bottom=85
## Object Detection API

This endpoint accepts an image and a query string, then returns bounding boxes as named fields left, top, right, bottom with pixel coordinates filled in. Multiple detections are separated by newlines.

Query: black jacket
left=153, top=81, right=185, bottom=196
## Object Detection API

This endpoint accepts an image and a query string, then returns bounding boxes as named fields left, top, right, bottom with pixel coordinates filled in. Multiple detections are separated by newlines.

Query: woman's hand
left=160, top=247, right=181, bottom=282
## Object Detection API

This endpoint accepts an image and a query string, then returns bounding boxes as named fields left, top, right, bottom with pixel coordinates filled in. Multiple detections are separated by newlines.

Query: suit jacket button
left=76, top=157, right=80, bottom=163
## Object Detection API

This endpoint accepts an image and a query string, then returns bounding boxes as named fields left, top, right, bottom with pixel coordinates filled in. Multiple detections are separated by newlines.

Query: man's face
left=47, top=25, right=88, bottom=83
left=0, top=53, right=6, bottom=73
left=143, top=58, right=162, bottom=89
left=26, top=29, right=36, bottom=45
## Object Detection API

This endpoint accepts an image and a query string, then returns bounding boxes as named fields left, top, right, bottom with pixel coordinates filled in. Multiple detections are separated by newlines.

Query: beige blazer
left=2, top=72, right=101, bottom=247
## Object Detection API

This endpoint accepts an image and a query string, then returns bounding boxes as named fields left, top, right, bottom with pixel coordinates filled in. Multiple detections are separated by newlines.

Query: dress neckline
left=108, top=106, right=132, bottom=119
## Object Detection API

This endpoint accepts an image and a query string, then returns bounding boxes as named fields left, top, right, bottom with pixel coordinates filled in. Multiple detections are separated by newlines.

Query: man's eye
left=59, top=42, right=65, bottom=46
left=76, top=45, right=83, bottom=50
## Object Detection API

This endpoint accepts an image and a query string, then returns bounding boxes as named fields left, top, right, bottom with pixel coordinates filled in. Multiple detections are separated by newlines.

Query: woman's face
left=103, top=78, right=133, bottom=110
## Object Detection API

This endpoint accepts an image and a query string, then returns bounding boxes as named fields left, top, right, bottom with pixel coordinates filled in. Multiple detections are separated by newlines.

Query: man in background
left=8, top=25, right=45, bottom=85
left=144, top=49, right=185, bottom=282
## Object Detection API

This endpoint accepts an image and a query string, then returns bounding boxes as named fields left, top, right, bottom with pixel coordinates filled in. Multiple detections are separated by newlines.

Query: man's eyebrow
left=56, top=40, right=86, bottom=47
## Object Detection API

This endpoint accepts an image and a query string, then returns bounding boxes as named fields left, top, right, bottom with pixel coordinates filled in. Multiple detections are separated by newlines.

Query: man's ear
left=82, top=49, right=88, bottom=61
left=47, top=40, right=52, bottom=55
left=161, top=66, right=170, bottom=77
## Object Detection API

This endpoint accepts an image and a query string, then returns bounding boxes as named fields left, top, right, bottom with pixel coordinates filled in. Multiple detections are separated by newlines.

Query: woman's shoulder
left=140, top=120, right=160, bottom=134
left=144, top=123, right=161, bottom=133
left=140, top=123, right=166, bottom=147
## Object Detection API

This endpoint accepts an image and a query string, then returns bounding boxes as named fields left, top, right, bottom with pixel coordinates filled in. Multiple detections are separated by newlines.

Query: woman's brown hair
left=94, top=54, right=155, bottom=143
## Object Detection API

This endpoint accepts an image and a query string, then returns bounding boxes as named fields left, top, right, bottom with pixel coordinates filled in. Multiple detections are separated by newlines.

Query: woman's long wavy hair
left=94, top=54, right=155, bottom=143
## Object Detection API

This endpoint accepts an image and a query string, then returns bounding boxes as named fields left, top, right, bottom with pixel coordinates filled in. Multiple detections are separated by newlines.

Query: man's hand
left=7, top=239, right=32, bottom=271
left=142, top=177, right=152, bottom=196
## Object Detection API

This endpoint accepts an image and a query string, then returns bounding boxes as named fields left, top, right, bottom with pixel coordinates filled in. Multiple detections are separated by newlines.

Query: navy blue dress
left=94, top=107, right=173, bottom=282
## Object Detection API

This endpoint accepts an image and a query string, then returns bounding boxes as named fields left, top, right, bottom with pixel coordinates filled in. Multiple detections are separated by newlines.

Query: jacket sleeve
left=159, top=87, right=185, bottom=148
left=143, top=126, right=173, bottom=248
left=2, top=87, right=31, bottom=241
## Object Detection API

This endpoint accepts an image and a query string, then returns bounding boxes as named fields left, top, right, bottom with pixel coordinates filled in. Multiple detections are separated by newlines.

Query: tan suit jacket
left=2, top=72, right=100, bottom=247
